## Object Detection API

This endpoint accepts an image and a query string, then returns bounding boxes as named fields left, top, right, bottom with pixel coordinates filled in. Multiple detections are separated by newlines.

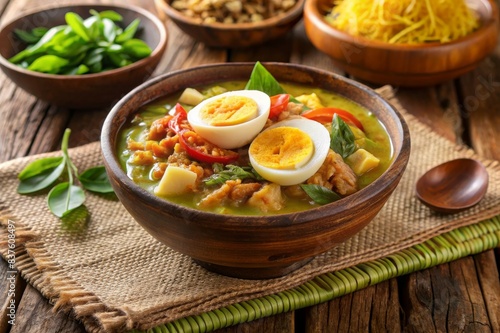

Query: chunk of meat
left=248, top=183, right=284, bottom=213
left=199, top=180, right=263, bottom=208
left=307, top=150, right=358, bottom=196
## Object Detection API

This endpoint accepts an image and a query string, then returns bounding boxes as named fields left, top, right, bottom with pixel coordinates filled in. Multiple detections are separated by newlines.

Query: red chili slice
left=269, top=94, right=290, bottom=119
left=302, top=107, right=364, bottom=131
left=179, top=130, right=239, bottom=164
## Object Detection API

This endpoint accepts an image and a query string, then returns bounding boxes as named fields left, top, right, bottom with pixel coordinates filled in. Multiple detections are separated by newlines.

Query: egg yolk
left=249, top=127, right=314, bottom=170
left=199, top=95, right=258, bottom=126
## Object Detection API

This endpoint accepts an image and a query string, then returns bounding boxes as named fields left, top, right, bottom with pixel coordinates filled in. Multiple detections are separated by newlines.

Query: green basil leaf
left=64, top=64, right=89, bottom=75
left=96, top=10, right=123, bottom=22
left=9, top=26, right=66, bottom=63
left=331, top=114, right=357, bottom=159
left=27, top=55, right=69, bottom=74
left=17, top=159, right=66, bottom=194
left=203, top=164, right=263, bottom=186
left=78, top=166, right=114, bottom=193
left=300, top=184, right=342, bottom=205
left=32, top=27, right=49, bottom=38
left=106, top=52, right=131, bottom=67
left=18, top=156, right=64, bottom=180
left=102, top=18, right=117, bottom=43
left=65, top=12, right=90, bottom=41
left=115, top=19, right=140, bottom=43
left=48, top=182, right=86, bottom=217
left=14, top=29, right=40, bottom=44
left=244, top=61, right=287, bottom=96
left=121, top=39, right=152, bottom=59
left=83, top=15, right=100, bottom=40
left=83, top=47, right=105, bottom=66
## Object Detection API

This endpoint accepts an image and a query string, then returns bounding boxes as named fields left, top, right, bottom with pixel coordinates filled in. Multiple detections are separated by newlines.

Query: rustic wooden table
left=1, top=0, right=499, bottom=332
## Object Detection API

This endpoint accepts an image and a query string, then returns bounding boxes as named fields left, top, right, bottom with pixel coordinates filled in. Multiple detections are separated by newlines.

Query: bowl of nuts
left=155, top=0, right=304, bottom=48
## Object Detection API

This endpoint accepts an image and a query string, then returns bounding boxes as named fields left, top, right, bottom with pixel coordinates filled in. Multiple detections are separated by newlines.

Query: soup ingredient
left=269, top=94, right=290, bottom=119
left=9, top=9, right=152, bottom=74
left=200, top=95, right=258, bottom=126
left=327, top=0, right=480, bottom=44
left=179, top=130, right=240, bottom=164
left=249, top=118, right=330, bottom=186
left=178, top=87, right=205, bottom=105
left=155, top=166, right=198, bottom=196
left=331, top=114, right=356, bottom=159
left=346, top=148, right=380, bottom=176
left=204, top=164, right=264, bottom=186
left=300, top=184, right=341, bottom=205
left=187, top=90, right=271, bottom=149
left=302, top=107, right=364, bottom=131
left=17, top=128, right=113, bottom=219
left=171, top=0, right=297, bottom=24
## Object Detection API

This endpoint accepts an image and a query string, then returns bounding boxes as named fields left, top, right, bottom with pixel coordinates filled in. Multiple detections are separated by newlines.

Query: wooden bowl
left=101, top=63, right=411, bottom=279
left=154, top=0, right=304, bottom=48
left=0, top=4, right=168, bottom=109
left=304, top=0, right=499, bottom=86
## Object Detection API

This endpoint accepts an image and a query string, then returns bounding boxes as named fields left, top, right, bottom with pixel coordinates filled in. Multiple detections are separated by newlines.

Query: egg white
left=249, top=118, right=331, bottom=186
left=187, top=90, right=271, bottom=149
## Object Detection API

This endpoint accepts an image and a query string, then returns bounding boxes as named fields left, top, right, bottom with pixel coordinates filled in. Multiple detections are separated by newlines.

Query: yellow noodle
left=328, top=0, right=480, bottom=44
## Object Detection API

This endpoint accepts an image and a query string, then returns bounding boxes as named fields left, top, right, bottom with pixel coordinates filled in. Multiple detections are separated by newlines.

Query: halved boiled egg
left=187, top=90, right=271, bottom=149
left=249, top=118, right=331, bottom=186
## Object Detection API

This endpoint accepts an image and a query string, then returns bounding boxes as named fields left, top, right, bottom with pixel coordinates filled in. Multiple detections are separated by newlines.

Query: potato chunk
left=178, top=88, right=205, bottom=106
left=346, top=149, right=380, bottom=176
left=154, top=166, right=197, bottom=196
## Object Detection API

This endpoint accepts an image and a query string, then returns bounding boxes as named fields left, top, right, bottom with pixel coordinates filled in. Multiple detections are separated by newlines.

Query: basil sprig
left=203, top=164, right=264, bottom=186
left=9, top=9, right=151, bottom=75
left=331, top=114, right=357, bottom=159
left=300, top=184, right=342, bottom=205
left=17, top=129, right=113, bottom=218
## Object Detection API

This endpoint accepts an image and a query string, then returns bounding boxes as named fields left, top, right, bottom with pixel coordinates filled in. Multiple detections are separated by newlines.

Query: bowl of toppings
left=101, top=62, right=411, bottom=279
left=154, top=0, right=304, bottom=48
left=0, top=4, right=167, bottom=109
left=304, top=0, right=499, bottom=86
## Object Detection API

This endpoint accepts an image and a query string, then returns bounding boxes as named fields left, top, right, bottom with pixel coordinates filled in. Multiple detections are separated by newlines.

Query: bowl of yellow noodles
left=304, top=0, right=499, bottom=86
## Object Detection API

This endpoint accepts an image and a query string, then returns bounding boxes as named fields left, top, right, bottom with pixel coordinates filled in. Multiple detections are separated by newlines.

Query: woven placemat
left=1, top=86, right=500, bottom=333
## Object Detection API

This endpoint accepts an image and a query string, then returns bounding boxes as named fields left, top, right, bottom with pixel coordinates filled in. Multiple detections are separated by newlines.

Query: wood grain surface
left=0, top=0, right=499, bottom=332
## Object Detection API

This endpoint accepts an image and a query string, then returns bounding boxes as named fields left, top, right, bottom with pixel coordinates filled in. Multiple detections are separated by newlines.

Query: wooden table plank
left=1, top=0, right=499, bottom=332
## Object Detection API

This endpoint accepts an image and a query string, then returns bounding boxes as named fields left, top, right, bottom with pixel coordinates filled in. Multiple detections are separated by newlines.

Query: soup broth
left=118, top=81, right=393, bottom=215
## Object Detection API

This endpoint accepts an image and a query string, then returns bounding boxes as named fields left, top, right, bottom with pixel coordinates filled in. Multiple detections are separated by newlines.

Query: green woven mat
left=132, top=216, right=500, bottom=333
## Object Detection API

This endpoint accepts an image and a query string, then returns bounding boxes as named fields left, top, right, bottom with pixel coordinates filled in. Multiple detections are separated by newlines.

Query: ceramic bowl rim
left=101, top=62, right=411, bottom=227
left=0, top=2, right=168, bottom=80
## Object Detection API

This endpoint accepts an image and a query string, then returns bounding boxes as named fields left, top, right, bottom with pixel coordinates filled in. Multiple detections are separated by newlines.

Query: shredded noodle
left=327, top=0, right=480, bottom=44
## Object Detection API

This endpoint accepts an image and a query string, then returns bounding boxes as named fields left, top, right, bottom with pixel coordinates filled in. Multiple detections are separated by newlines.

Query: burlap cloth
left=1, top=86, right=500, bottom=333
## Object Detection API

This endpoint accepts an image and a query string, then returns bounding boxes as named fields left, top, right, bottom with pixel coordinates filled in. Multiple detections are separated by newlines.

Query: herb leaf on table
left=17, top=128, right=114, bottom=220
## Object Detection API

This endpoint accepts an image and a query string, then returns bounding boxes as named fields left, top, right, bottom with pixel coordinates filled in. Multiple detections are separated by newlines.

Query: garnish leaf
left=116, top=19, right=140, bottom=43
left=300, top=184, right=342, bottom=205
left=18, top=156, right=64, bottom=180
left=78, top=166, right=114, bottom=193
left=47, top=182, right=86, bottom=217
left=17, top=159, right=66, bottom=194
left=65, top=12, right=90, bottom=41
left=245, top=61, right=287, bottom=96
left=204, top=164, right=264, bottom=186
left=331, top=114, right=357, bottom=158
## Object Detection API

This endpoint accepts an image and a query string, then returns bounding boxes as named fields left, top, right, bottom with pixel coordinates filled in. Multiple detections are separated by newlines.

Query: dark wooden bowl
left=0, top=3, right=168, bottom=109
left=101, top=63, right=411, bottom=279
left=154, top=0, right=304, bottom=48
left=304, top=0, right=499, bottom=87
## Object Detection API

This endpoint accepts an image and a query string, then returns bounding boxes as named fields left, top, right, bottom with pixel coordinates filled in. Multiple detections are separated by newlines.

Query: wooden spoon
left=415, top=158, right=489, bottom=214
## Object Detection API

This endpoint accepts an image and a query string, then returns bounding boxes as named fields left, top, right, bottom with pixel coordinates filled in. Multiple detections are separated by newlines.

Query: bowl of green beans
left=0, top=3, right=167, bottom=109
